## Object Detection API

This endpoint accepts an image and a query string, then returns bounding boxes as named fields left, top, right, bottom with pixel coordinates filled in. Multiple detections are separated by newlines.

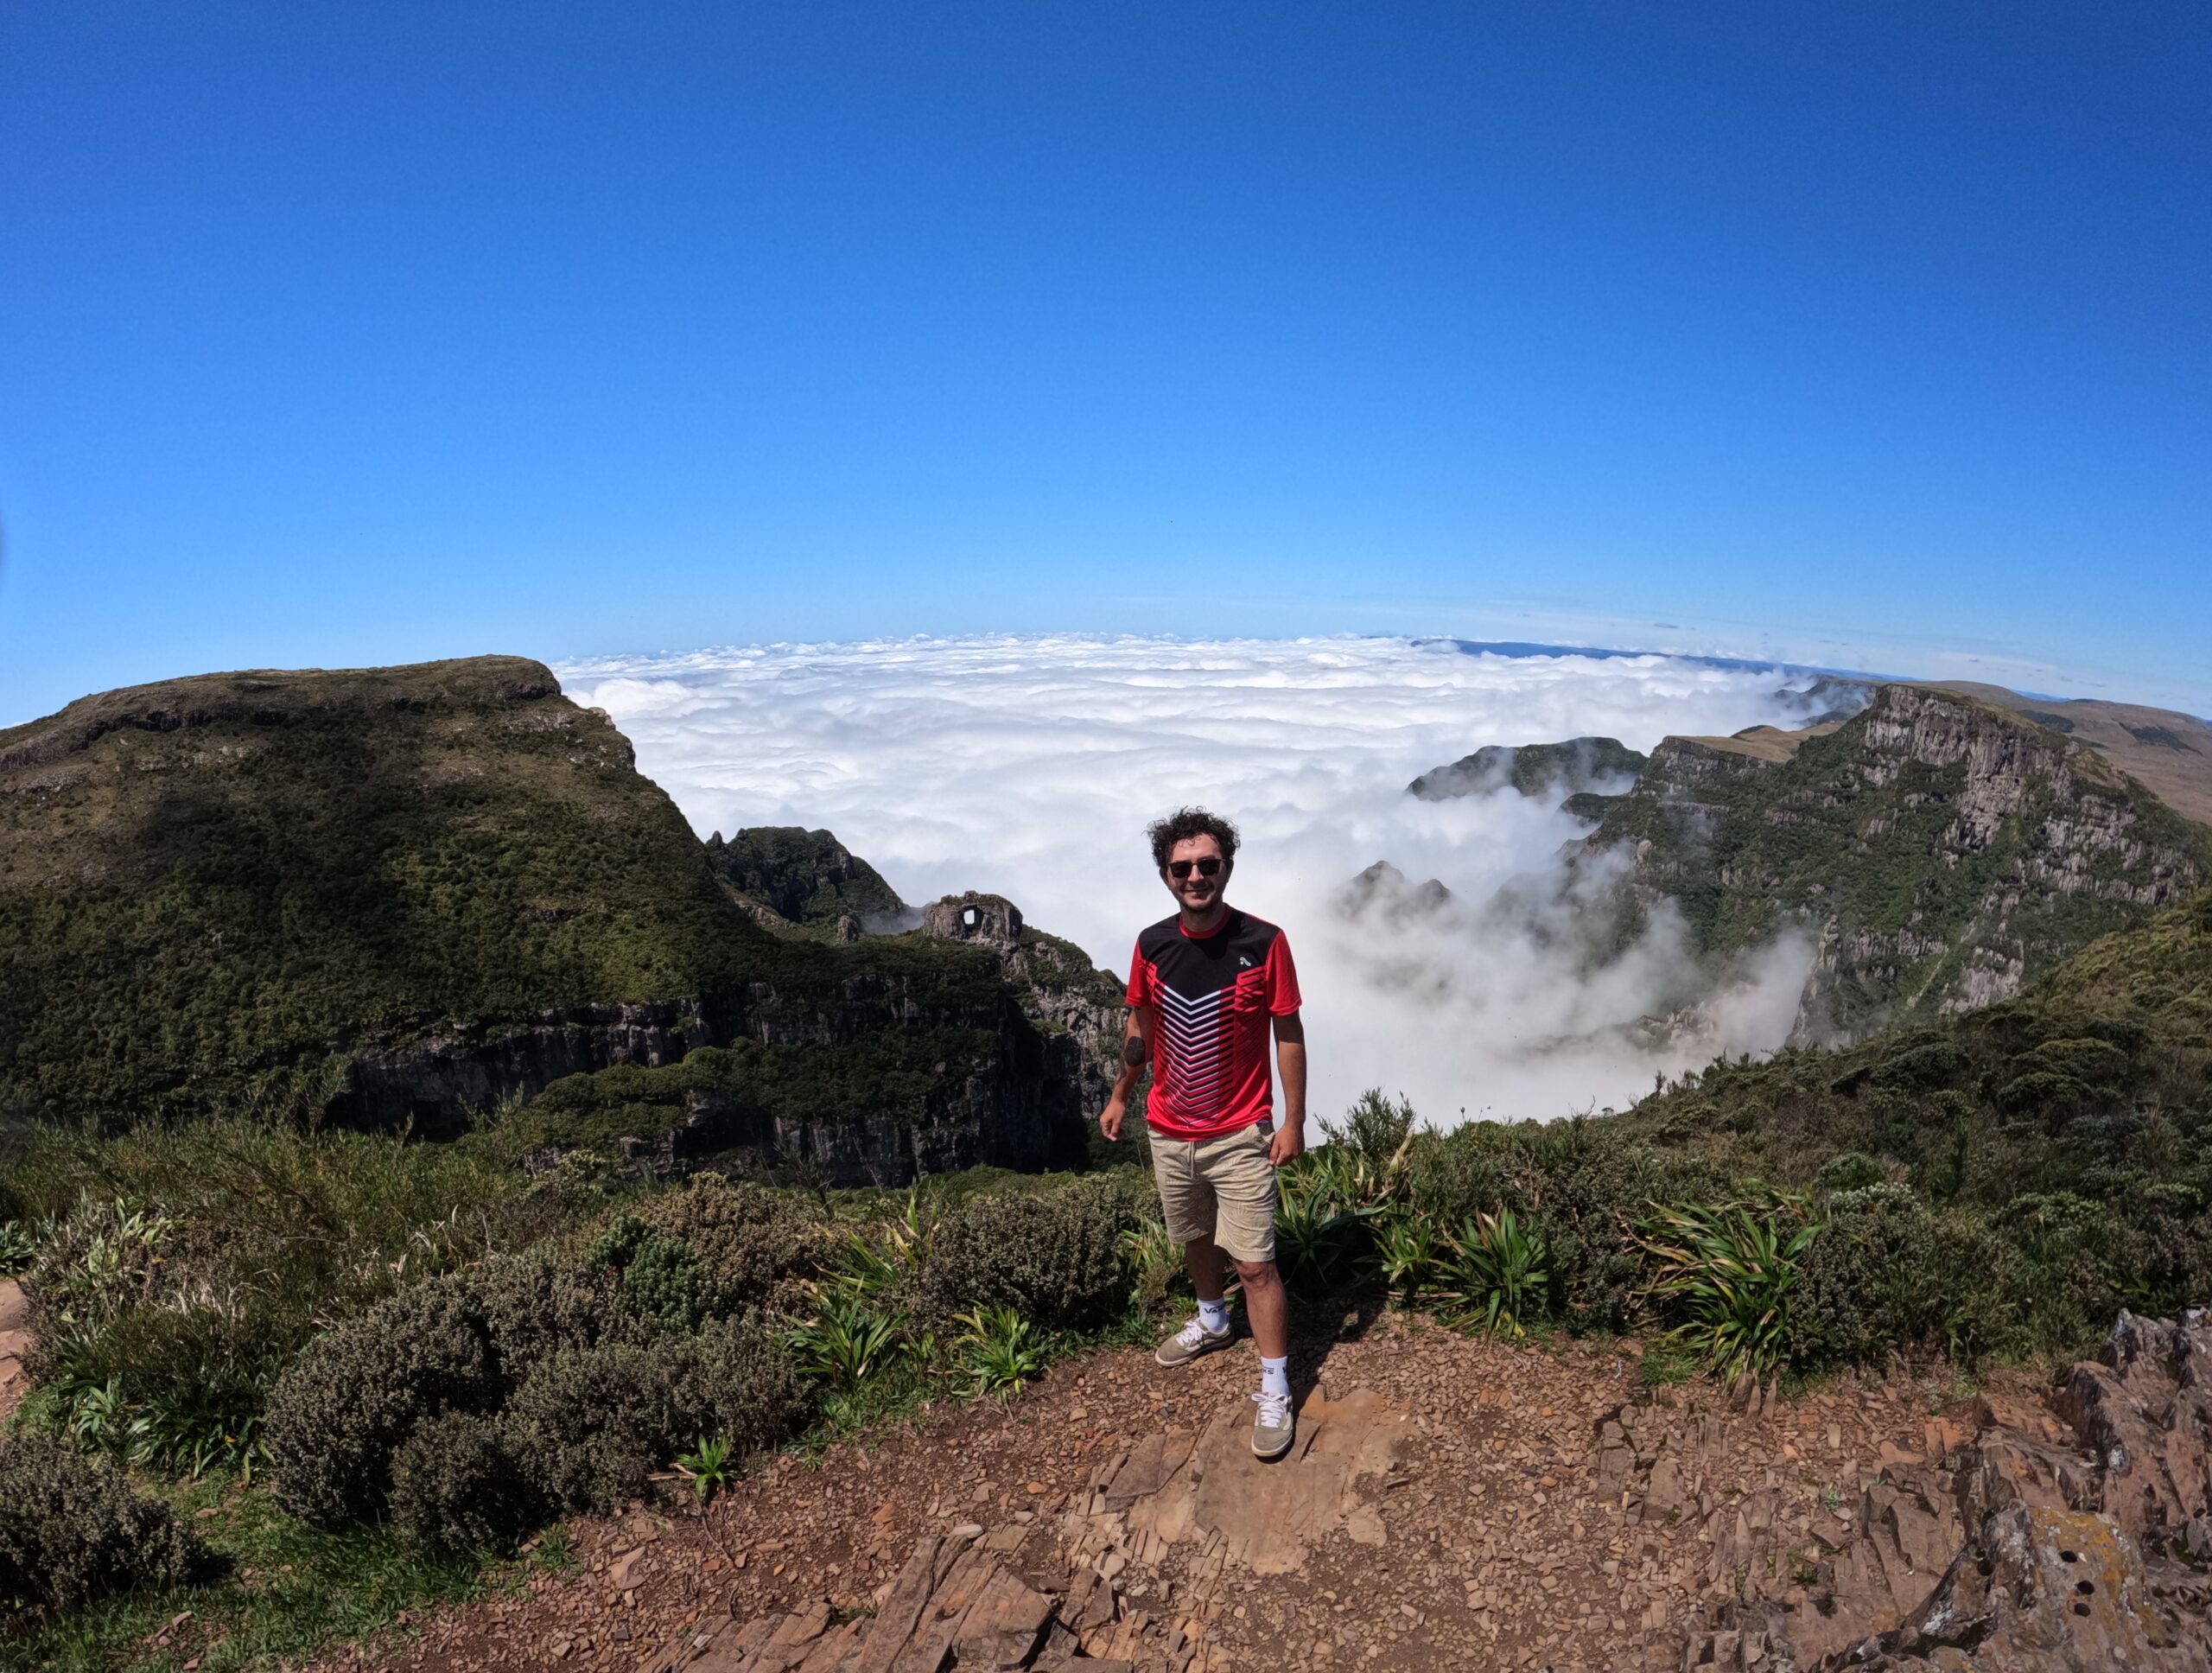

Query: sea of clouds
left=560, top=635, right=1827, bottom=1130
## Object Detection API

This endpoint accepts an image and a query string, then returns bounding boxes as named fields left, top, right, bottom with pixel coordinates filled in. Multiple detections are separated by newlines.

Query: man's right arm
left=1099, top=1005, right=1152, bottom=1141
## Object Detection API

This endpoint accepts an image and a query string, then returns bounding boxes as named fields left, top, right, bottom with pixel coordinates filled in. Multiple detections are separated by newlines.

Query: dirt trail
left=327, top=1311, right=2031, bottom=1673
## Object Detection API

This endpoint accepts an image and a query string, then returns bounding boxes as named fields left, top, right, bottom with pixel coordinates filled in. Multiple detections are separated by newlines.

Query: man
left=1099, top=806, right=1307, bottom=1459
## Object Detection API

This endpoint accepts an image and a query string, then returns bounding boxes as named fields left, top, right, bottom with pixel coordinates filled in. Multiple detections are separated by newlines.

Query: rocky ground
left=0, top=1281, right=28, bottom=1423
left=302, top=1301, right=2212, bottom=1673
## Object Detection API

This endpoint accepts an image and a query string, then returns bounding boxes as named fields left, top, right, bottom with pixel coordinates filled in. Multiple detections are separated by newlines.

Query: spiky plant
left=1636, top=1196, right=1821, bottom=1378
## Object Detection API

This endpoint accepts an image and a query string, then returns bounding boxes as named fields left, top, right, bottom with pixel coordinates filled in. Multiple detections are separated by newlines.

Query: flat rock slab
left=1081, top=1384, right=1411, bottom=1579
left=649, top=1537, right=1071, bottom=1673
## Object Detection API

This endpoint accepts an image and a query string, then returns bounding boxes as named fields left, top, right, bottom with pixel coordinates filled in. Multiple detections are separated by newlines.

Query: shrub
left=1119, top=1213, right=1185, bottom=1313
left=1867, top=1040, right=1968, bottom=1091
left=463, top=1245, right=645, bottom=1374
left=1412, top=1118, right=1718, bottom=1330
left=607, top=1177, right=832, bottom=1324
left=1321, top=1090, right=1416, bottom=1175
left=388, top=1410, right=539, bottom=1554
left=1785, top=1186, right=1953, bottom=1369
left=1273, top=1167, right=1369, bottom=1294
left=1993, top=1192, right=2128, bottom=1356
left=0, top=1428, right=207, bottom=1620
left=670, top=1318, right=810, bottom=1456
left=45, top=1300, right=276, bottom=1475
left=503, top=1345, right=681, bottom=1515
left=918, top=1177, right=1133, bottom=1330
left=21, top=1196, right=175, bottom=1366
left=952, top=1306, right=1047, bottom=1397
left=264, top=1283, right=499, bottom=1528
left=1815, top=1152, right=1885, bottom=1195
left=1373, top=1208, right=1440, bottom=1303
left=0, top=1219, right=35, bottom=1277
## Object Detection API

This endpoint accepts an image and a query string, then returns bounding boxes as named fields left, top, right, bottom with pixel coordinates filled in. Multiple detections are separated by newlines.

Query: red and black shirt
left=1124, top=908, right=1302, bottom=1140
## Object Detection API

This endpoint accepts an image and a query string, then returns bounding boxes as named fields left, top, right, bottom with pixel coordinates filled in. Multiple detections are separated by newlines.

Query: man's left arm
left=1269, top=1010, right=1306, bottom=1167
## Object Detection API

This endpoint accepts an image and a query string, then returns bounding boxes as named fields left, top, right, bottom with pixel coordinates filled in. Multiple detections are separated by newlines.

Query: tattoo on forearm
left=1122, top=1035, right=1146, bottom=1066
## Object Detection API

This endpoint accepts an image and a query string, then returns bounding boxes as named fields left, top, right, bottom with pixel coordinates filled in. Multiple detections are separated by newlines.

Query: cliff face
left=1582, top=684, right=2212, bottom=1040
left=0, top=658, right=1120, bottom=1178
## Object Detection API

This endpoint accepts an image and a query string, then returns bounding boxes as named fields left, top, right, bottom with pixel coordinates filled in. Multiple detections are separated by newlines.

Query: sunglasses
left=1166, top=857, right=1224, bottom=880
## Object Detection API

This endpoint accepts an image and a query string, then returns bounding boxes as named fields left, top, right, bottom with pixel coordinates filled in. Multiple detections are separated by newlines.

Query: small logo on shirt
left=1237, top=955, right=1254, bottom=967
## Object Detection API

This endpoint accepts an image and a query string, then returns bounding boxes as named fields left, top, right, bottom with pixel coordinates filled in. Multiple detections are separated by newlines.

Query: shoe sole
left=1154, top=1333, right=1233, bottom=1368
left=1252, top=1422, right=1295, bottom=1460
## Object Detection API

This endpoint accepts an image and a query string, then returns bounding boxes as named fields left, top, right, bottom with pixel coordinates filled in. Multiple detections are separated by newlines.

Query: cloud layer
left=560, top=635, right=1823, bottom=1129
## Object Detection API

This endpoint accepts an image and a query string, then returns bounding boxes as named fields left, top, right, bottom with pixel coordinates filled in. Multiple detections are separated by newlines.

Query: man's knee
left=1233, top=1257, right=1280, bottom=1288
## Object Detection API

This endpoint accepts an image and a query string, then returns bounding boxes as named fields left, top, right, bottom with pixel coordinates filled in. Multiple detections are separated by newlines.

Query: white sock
left=1198, top=1298, right=1230, bottom=1334
left=1260, top=1356, right=1290, bottom=1400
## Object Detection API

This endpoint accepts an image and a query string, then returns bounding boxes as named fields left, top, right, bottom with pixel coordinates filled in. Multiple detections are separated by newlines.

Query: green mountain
left=1616, top=882, right=2212, bottom=1240
left=704, top=826, right=906, bottom=938
left=0, top=658, right=1118, bottom=1180
left=1408, top=735, right=1648, bottom=802
left=1579, top=683, right=2212, bottom=1039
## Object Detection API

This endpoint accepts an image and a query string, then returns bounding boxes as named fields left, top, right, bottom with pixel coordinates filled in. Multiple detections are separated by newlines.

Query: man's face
left=1162, top=833, right=1230, bottom=913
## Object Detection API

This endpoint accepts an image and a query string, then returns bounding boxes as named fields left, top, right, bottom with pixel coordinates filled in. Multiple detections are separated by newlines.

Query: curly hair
left=1146, top=806, right=1240, bottom=870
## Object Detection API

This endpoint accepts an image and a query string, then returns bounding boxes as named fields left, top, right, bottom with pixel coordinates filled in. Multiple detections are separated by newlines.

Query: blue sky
left=3, top=2, right=2207, bottom=724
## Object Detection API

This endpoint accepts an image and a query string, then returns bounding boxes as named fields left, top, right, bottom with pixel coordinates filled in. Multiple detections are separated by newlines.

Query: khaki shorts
left=1150, top=1121, right=1278, bottom=1265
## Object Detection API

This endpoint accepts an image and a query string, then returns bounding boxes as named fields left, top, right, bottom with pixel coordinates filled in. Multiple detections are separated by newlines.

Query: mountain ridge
left=1578, top=682, right=2212, bottom=1039
left=0, top=656, right=1120, bottom=1180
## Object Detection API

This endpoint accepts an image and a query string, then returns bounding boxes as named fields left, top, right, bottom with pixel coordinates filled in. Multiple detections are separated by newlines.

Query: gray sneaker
left=1154, top=1314, right=1233, bottom=1367
left=1250, top=1388, right=1295, bottom=1459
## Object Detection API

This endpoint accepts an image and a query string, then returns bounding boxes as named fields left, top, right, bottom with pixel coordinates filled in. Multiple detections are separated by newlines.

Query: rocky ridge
left=1579, top=683, right=2212, bottom=1040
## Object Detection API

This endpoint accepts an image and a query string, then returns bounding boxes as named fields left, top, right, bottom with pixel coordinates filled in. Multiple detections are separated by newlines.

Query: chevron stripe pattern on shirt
left=1157, top=983, right=1232, bottom=1110
left=1125, top=907, right=1302, bottom=1140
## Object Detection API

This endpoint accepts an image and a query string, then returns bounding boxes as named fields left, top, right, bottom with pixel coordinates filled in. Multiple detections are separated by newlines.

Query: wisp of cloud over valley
left=563, top=635, right=1827, bottom=1128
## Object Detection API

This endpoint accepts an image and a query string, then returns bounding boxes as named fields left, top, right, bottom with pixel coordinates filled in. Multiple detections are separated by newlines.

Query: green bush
left=503, top=1345, right=682, bottom=1515
left=462, top=1245, right=645, bottom=1375
left=0, top=1428, right=208, bottom=1621
left=1437, top=1208, right=1548, bottom=1338
left=264, top=1284, right=499, bottom=1529
left=387, top=1410, right=539, bottom=1555
left=1408, top=1117, right=1719, bottom=1330
left=603, top=1177, right=832, bottom=1325
left=1, top=1117, right=569, bottom=1490
left=1868, top=1040, right=1969, bottom=1091
left=1815, top=1151, right=1885, bottom=1194
left=1786, top=1186, right=1959, bottom=1369
left=918, top=1177, right=1134, bottom=1330
left=670, top=1318, right=810, bottom=1457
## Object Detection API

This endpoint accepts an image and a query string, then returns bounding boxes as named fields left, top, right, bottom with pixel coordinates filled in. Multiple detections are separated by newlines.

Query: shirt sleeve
left=1124, top=942, right=1154, bottom=1008
left=1264, top=932, right=1302, bottom=1015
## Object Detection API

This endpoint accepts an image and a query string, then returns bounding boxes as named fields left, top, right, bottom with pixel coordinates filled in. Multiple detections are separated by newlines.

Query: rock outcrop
left=1675, top=1309, right=2212, bottom=1670
left=918, top=894, right=1125, bottom=1138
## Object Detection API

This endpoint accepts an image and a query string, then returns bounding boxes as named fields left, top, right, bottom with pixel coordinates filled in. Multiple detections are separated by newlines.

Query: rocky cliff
left=0, top=658, right=1122, bottom=1178
left=495, top=893, right=1126, bottom=1186
left=1580, top=683, right=2212, bottom=1040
